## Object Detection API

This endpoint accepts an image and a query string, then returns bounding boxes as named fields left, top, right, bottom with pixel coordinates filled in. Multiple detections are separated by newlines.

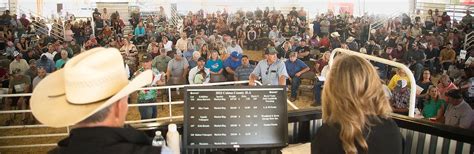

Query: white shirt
left=188, top=66, right=210, bottom=84
left=226, top=45, right=243, bottom=54
left=163, top=41, right=173, bottom=52
left=444, top=100, right=474, bottom=129
left=43, top=52, right=57, bottom=61
left=175, top=38, right=188, bottom=51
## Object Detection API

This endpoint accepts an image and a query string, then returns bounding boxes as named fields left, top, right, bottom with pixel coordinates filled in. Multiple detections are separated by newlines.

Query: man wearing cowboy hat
left=9, top=51, right=29, bottom=75
left=330, top=32, right=341, bottom=49
left=30, top=48, right=165, bottom=153
left=346, top=36, right=359, bottom=51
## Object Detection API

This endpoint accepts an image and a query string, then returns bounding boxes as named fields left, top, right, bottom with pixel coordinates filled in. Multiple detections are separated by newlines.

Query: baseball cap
left=141, top=53, right=153, bottom=62
left=289, top=52, right=298, bottom=57
left=267, top=47, right=278, bottom=55
left=230, top=51, right=242, bottom=59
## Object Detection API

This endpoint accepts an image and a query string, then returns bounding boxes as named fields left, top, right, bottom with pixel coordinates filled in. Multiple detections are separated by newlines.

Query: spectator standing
left=166, top=51, right=189, bottom=85
left=134, top=54, right=165, bottom=120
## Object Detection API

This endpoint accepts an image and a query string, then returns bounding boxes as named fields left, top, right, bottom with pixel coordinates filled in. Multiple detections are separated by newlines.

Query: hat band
left=48, top=93, right=114, bottom=105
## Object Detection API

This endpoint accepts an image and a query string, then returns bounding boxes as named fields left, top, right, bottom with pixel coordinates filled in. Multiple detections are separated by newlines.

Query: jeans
left=138, top=100, right=157, bottom=120
left=313, top=79, right=324, bottom=105
left=289, top=77, right=301, bottom=98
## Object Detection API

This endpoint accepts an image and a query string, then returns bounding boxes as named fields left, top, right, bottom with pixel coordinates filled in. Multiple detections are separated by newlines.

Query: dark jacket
left=311, top=116, right=403, bottom=154
left=49, top=127, right=162, bottom=154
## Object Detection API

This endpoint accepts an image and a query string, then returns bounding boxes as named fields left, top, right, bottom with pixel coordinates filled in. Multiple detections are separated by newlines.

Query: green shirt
left=135, top=67, right=160, bottom=103
left=422, top=99, right=446, bottom=118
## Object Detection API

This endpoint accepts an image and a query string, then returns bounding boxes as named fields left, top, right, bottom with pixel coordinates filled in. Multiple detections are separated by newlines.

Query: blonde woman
left=312, top=55, right=403, bottom=154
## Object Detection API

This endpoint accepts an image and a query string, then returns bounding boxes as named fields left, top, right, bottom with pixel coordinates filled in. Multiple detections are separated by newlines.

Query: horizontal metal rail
left=0, top=80, right=300, bottom=149
left=330, top=48, right=417, bottom=117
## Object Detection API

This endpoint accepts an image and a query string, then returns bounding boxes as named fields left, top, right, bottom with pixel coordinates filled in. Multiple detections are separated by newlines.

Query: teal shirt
left=55, top=59, right=68, bottom=69
left=422, top=99, right=446, bottom=118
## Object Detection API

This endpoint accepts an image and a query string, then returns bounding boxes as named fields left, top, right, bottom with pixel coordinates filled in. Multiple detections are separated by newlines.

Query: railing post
left=168, top=88, right=172, bottom=122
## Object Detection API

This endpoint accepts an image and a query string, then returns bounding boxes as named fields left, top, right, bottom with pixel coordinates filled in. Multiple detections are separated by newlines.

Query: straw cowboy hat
left=346, top=36, right=355, bottom=43
left=31, top=48, right=153, bottom=128
left=330, top=32, right=340, bottom=38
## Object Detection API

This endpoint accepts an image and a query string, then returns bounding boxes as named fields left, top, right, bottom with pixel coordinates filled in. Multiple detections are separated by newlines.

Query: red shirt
left=319, top=37, right=330, bottom=48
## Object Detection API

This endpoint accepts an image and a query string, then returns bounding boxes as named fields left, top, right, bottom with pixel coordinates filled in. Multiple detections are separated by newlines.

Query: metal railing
left=329, top=48, right=417, bottom=117
left=0, top=80, right=298, bottom=149
left=464, top=31, right=474, bottom=50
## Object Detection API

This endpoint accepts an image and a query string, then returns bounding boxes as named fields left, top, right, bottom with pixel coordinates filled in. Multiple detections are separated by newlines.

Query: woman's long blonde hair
left=322, top=55, right=393, bottom=154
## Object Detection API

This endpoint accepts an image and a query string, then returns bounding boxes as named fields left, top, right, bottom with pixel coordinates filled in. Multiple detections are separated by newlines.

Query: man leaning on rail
left=30, top=48, right=170, bottom=154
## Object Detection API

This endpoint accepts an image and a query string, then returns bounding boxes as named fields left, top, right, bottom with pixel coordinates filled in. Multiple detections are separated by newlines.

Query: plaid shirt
left=391, top=88, right=410, bottom=109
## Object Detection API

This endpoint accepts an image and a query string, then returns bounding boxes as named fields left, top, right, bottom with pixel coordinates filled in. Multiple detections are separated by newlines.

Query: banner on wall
left=328, top=2, right=354, bottom=15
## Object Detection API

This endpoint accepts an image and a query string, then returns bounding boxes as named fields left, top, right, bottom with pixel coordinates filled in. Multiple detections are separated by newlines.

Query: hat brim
left=31, top=69, right=153, bottom=128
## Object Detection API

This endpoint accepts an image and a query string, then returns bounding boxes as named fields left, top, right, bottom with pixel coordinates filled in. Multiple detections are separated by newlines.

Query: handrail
left=0, top=80, right=299, bottom=149
left=464, top=31, right=474, bottom=50
left=329, top=48, right=417, bottom=117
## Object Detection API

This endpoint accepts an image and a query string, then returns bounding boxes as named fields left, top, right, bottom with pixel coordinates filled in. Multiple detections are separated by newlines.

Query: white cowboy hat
left=31, top=47, right=153, bottom=128
left=346, top=36, right=355, bottom=43
left=330, top=32, right=340, bottom=38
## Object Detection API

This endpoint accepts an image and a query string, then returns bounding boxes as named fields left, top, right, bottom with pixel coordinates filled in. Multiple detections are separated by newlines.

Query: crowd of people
left=0, top=6, right=473, bottom=130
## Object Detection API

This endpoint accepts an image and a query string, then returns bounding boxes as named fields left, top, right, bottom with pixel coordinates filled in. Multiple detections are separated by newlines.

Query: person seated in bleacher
left=234, top=55, right=255, bottom=81
left=152, top=48, right=172, bottom=75
left=442, top=89, right=474, bottom=129
left=285, top=52, right=310, bottom=102
left=206, top=50, right=225, bottom=82
left=188, top=57, right=210, bottom=85
left=421, top=86, right=446, bottom=121
left=249, top=47, right=288, bottom=86
left=437, top=74, right=458, bottom=101
left=133, top=22, right=146, bottom=44
left=223, top=51, right=242, bottom=81
left=387, top=69, right=410, bottom=91
left=119, top=38, right=138, bottom=73
left=390, top=80, right=410, bottom=115
left=311, top=55, right=402, bottom=154
left=9, top=51, right=29, bottom=75
left=36, top=54, right=55, bottom=73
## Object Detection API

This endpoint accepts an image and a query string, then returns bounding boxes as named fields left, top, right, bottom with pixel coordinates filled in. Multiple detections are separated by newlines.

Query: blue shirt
left=251, top=59, right=289, bottom=85
left=36, top=59, right=55, bottom=73
left=134, top=27, right=145, bottom=36
left=205, top=59, right=224, bottom=73
left=285, top=59, right=308, bottom=77
left=223, top=57, right=242, bottom=71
